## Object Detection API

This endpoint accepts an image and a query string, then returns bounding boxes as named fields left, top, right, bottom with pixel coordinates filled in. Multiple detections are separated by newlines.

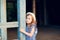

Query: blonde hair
left=26, top=12, right=37, bottom=25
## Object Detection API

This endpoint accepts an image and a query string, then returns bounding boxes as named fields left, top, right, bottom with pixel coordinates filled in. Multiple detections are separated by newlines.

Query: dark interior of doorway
left=26, top=0, right=44, bottom=28
left=26, top=0, right=60, bottom=40
left=46, top=0, right=60, bottom=26
left=26, top=0, right=60, bottom=28
left=26, top=0, right=33, bottom=12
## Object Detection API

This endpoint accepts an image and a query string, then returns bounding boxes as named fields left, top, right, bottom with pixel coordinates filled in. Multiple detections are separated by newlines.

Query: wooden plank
left=1, top=0, right=6, bottom=23
left=0, top=22, right=18, bottom=28
left=1, top=28, right=7, bottom=40
left=17, top=0, right=26, bottom=40
left=0, top=0, right=7, bottom=40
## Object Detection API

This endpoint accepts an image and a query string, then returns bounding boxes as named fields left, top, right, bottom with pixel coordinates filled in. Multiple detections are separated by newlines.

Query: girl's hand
left=20, top=29, right=25, bottom=33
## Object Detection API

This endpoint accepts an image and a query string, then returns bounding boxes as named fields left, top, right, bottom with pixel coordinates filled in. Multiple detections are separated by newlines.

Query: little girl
left=20, top=12, right=38, bottom=40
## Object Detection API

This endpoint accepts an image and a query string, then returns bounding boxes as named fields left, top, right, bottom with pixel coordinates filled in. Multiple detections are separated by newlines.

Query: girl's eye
left=27, top=18, right=30, bottom=20
left=28, top=18, right=30, bottom=20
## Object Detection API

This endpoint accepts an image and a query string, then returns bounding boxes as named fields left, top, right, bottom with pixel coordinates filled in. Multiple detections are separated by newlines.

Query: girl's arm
left=20, top=27, right=35, bottom=37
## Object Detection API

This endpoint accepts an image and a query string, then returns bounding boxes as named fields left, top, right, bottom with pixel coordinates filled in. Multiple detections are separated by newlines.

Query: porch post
left=0, top=0, right=1, bottom=23
left=17, top=0, right=26, bottom=40
left=1, top=27, right=7, bottom=40
left=33, top=0, right=36, bottom=15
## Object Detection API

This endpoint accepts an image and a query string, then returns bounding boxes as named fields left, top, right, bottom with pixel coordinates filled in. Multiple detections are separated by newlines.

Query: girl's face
left=26, top=15, right=32, bottom=24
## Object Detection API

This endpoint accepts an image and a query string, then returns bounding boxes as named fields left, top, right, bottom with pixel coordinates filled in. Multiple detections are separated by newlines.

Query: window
left=0, top=0, right=26, bottom=40
left=6, top=0, right=17, bottom=22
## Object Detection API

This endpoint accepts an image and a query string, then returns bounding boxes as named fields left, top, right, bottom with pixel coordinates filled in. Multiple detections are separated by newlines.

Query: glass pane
left=6, top=0, right=17, bottom=22
left=7, top=27, right=18, bottom=40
